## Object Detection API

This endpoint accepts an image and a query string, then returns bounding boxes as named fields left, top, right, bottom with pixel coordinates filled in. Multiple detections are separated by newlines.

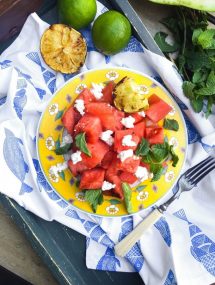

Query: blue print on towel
left=0, top=96, right=7, bottom=106
left=64, top=209, right=114, bottom=247
left=96, top=247, right=120, bottom=271
left=0, top=60, right=11, bottom=69
left=183, top=112, right=201, bottom=144
left=125, top=243, right=144, bottom=272
left=164, top=269, right=177, bottom=285
left=123, top=36, right=144, bottom=53
left=119, top=216, right=133, bottom=241
left=174, top=209, right=215, bottom=277
left=15, top=68, right=46, bottom=100
left=119, top=217, right=144, bottom=272
left=80, top=26, right=96, bottom=52
left=13, top=88, right=27, bottom=120
left=26, top=52, right=56, bottom=94
left=154, top=217, right=172, bottom=247
left=32, top=159, right=68, bottom=208
left=3, top=129, right=33, bottom=195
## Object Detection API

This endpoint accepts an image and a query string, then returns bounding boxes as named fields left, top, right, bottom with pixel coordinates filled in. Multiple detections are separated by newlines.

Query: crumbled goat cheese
left=135, top=166, right=149, bottom=181
left=138, top=111, right=146, bottom=117
left=71, top=151, right=82, bottom=164
left=91, top=82, right=104, bottom=99
left=102, top=181, right=116, bottom=191
left=74, top=99, right=85, bottom=115
left=121, top=116, right=135, bottom=128
left=56, top=161, right=68, bottom=172
left=49, top=161, right=68, bottom=175
left=117, top=149, right=134, bottom=162
left=122, top=135, right=137, bottom=147
left=61, top=134, right=73, bottom=146
left=100, top=130, right=114, bottom=146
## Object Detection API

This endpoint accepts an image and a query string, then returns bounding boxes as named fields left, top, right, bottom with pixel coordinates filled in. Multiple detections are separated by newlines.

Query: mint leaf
left=122, top=183, right=133, bottom=214
left=192, top=28, right=203, bottom=45
left=197, top=29, right=215, bottom=49
left=154, top=32, right=179, bottom=53
left=135, top=138, right=150, bottom=157
left=169, top=146, right=179, bottom=167
left=85, top=190, right=103, bottom=213
left=75, top=133, right=91, bottom=157
left=150, top=164, right=163, bottom=182
left=163, top=119, right=179, bottom=131
left=54, top=143, right=72, bottom=155
left=182, top=81, right=195, bottom=98
left=190, top=97, right=204, bottom=113
left=194, top=86, right=215, bottom=96
left=151, top=143, right=169, bottom=163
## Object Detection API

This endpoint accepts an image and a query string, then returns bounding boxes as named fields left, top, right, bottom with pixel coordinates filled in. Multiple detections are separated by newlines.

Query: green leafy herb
left=155, top=8, right=215, bottom=117
left=163, top=119, right=179, bottom=131
left=150, top=164, right=163, bottom=182
left=169, top=146, right=179, bottom=167
left=85, top=190, right=103, bottom=213
left=135, top=138, right=150, bottom=157
left=122, top=183, right=133, bottom=214
left=54, top=143, right=72, bottom=155
left=75, top=132, right=91, bottom=157
left=154, top=32, right=179, bottom=53
left=151, top=143, right=169, bottom=163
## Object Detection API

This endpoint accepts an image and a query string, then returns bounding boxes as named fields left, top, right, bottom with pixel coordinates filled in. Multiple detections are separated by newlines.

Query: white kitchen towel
left=0, top=2, right=215, bottom=285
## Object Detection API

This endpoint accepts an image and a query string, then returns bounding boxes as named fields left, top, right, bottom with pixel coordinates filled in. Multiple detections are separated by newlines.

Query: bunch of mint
left=154, top=8, right=215, bottom=117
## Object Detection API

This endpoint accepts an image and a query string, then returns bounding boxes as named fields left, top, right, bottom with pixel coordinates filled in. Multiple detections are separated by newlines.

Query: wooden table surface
left=0, top=1, right=171, bottom=284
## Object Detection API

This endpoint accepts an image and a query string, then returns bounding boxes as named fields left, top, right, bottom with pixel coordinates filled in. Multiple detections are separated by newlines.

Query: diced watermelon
left=146, top=95, right=172, bottom=122
left=86, top=102, right=121, bottom=131
left=130, top=113, right=143, bottom=124
left=101, top=150, right=115, bottom=169
left=81, top=141, right=109, bottom=168
left=105, top=175, right=123, bottom=200
left=74, top=114, right=102, bottom=143
left=68, top=160, right=87, bottom=177
left=98, top=81, right=115, bottom=104
left=105, top=154, right=119, bottom=177
left=148, top=94, right=161, bottom=105
left=145, top=127, right=164, bottom=144
left=80, top=168, right=105, bottom=189
left=119, top=172, right=137, bottom=184
left=114, top=129, right=139, bottom=152
left=78, top=88, right=95, bottom=104
left=62, top=106, right=80, bottom=134
left=140, top=161, right=150, bottom=171
left=113, top=109, right=125, bottom=130
left=132, top=121, right=145, bottom=139
left=117, top=157, right=140, bottom=173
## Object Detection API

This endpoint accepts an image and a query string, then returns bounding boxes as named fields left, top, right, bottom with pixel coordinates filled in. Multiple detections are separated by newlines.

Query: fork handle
left=114, top=209, right=163, bottom=257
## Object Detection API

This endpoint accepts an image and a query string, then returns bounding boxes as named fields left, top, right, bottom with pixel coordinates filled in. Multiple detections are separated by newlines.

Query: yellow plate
left=37, top=68, right=187, bottom=217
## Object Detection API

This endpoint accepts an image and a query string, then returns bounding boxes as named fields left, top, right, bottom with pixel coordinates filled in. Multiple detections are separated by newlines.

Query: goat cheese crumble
left=61, top=134, right=73, bottom=146
left=91, top=82, right=104, bottom=99
left=138, top=111, right=146, bottom=117
left=102, top=181, right=116, bottom=191
left=122, top=135, right=137, bottom=147
left=117, top=149, right=134, bottom=162
left=135, top=166, right=149, bottom=181
left=74, top=99, right=85, bottom=115
left=71, top=151, right=82, bottom=164
left=121, top=116, right=135, bottom=128
left=100, top=130, right=114, bottom=146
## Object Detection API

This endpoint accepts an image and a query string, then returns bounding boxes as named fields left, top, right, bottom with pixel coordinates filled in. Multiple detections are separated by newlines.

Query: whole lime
left=58, top=0, right=97, bottom=30
left=92, top=10, right=131, bottom=55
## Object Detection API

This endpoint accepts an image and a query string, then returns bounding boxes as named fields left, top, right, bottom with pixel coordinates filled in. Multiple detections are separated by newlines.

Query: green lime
left=92, top=10, right=131, bottom=55
left=58, top=0, right=97, bottom=30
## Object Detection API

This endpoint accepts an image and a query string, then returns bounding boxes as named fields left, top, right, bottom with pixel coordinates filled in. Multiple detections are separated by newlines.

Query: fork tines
left=185, top=156, right=215, bottom=186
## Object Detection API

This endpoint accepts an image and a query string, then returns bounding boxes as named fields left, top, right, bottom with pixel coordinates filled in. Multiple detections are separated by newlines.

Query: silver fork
left=114, top=155, right=215, bottom=257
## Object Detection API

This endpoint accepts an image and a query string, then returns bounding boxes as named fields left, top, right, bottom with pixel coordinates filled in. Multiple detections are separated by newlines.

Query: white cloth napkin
left=0, top=2, right=215, bottom=284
